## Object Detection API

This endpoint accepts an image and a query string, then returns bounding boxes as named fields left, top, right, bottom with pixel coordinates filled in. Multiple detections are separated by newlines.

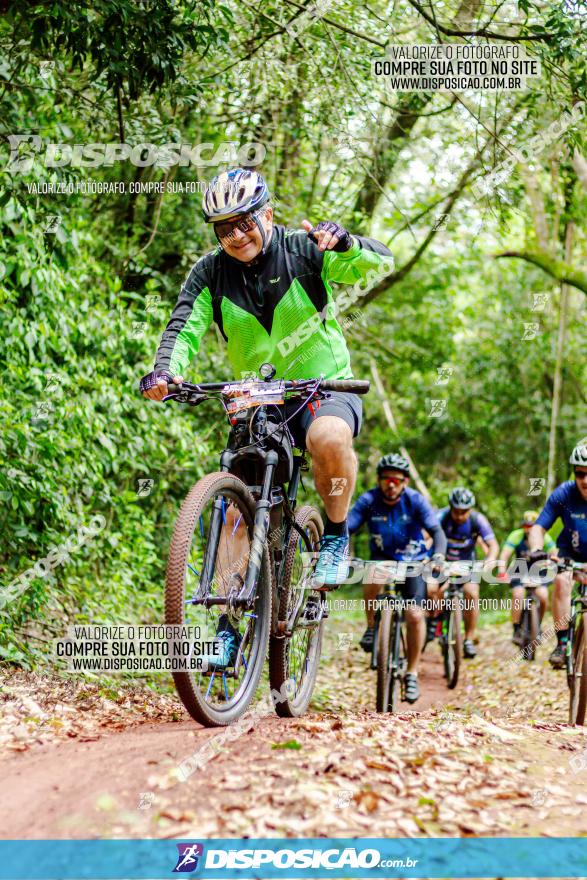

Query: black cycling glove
left=139, top=370, right=174, bottom=394
left=307, top=220, right=354, bottom=253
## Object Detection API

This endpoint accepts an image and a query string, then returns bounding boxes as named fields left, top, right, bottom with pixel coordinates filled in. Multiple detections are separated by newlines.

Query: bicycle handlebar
left=165, top=377, right=370, bottom=399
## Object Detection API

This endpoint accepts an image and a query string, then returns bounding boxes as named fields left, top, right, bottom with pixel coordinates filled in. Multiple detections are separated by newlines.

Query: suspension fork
left=240, top=450, right=278, bottom=606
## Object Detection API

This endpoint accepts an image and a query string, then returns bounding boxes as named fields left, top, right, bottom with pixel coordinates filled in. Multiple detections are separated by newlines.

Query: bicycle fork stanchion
left=197, top=498, right=225, bottom=605
left=240, top=450, right=277, bottom=608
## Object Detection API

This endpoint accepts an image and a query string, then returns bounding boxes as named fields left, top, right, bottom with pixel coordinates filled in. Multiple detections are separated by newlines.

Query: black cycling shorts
left=283, top=390, right=363, bottom=449
left=399, top=574, right=428, bottom=607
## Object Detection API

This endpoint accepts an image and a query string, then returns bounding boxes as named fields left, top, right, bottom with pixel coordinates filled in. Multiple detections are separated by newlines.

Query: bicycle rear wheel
left=269, top=505, right=324, bottom=717
left=166, top=472, right=271, bottom=727
left=443, top=597, right=462, bottom=688
left=569, top=618, right=587, bottom=725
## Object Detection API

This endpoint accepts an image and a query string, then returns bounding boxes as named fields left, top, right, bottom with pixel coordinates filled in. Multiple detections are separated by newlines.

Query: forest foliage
left=0, top=0, right=586, bottom=664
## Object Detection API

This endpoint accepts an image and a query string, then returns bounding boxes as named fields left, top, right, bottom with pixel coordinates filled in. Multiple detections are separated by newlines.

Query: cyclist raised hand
left=528, top=444, right=587, bottom=669
left=499, top=510, right=556, bottom=646
left=348, top=453, right=447, bottom=704
left=140, top=168, right=393, bottom=593
left=437, top=487, right=499, bottom=659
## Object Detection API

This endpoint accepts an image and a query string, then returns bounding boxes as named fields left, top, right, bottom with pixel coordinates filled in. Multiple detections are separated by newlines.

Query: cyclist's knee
left=306, top=416, right=352, bottom=456
left=464, top=581, right=479, bottom=599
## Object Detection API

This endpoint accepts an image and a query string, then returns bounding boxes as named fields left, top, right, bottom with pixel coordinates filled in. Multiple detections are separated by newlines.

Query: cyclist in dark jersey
left=140, top=169, right=393, bottom=666
left=348, top=453, right=447, bottom=704
left=436, top=487, right=498, bottom=658
left=528, top=444, right=587, bottom=669
left=498, top=510, right=556, bottom=646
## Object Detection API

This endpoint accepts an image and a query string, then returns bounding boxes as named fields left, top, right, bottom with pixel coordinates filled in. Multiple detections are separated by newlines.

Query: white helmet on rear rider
left=570, top=444, right=587, bottom=467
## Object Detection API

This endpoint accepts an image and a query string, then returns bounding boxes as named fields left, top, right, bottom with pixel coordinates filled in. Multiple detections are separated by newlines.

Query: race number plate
left=223, top=380, right=285, bottom=413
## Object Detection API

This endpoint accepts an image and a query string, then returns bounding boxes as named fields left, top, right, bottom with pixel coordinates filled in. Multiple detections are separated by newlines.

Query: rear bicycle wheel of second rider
left=166, top=472, right=271, bottom=727
left=269, top=505, right=324, bottom=717
left=569, top=618, right=587, bottom=725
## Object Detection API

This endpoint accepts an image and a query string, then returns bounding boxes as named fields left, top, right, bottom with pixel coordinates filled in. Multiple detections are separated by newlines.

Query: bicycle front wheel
left=521, top=600, right=539, bottom=661
left=376, top=607, right=393, bottom=713
left=569, top=618, right=587, bottom=725
left=269, top=505, right=324, bottom=717
left=166, top=472, right=271, bottom=727
left=443, top=597, right=462, bottom=688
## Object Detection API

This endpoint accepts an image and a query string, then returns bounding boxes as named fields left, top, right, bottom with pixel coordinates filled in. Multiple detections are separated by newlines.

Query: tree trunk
left=369, top=361, right=432, bottom=502
left=547, top=222, right=574, bottom=493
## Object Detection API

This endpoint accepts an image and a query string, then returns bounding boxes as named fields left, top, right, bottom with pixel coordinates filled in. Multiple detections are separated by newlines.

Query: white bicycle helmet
left=570, top=444, right=587, bottom=467
left=202, top=168, right=269, bottom=223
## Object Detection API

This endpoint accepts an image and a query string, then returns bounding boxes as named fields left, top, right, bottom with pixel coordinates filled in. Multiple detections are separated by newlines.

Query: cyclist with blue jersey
left=436, top=487, right=499, bottom=658
left=348, top=453, right=447, bottom=704
left=140, top=169, right=393, bottom=668
left=528, top=444, right=587, bottom=669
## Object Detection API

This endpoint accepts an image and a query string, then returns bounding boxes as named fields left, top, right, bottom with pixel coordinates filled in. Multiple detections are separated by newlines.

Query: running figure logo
left=173, top=843, right=204, bottom=873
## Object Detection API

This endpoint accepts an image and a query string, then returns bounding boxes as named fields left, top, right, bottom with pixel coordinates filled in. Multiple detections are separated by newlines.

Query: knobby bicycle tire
left=269, top=505, right=324, bottom=717
left=165, top=472, right=271, bottom=727
left=376, top=607, right=393, bottom=713
left=444, top=598, right=462, bottom=688
left=569, top=618, right=587, bottom=725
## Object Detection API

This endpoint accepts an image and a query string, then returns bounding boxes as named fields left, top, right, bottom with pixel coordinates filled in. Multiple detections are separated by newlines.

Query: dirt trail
left=1, top=622, right=587, bottom=840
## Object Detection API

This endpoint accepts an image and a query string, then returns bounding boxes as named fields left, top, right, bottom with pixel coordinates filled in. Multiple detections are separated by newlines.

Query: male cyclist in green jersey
left=498, top=510, right=557, bottom=646
left=140, top=168, right=393, bottom=666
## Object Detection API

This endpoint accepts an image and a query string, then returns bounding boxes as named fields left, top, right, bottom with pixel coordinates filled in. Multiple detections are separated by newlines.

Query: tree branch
left=494, top=251, right=587, bottom=294
left=406, top=0, right=552, bottom=41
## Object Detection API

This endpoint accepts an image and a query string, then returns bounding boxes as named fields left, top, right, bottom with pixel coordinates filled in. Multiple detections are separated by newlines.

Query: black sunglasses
left=214, top=214, right=258, bottom=240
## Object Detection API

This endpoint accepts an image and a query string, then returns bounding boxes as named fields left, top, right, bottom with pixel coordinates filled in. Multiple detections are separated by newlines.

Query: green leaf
left=271, top=739, right=302, bottom=750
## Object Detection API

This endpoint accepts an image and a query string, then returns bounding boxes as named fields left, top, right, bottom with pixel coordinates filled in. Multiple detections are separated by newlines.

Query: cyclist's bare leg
left=511, top=586, right=524, bottom=624
left=405, top=605, right=425, bottom=674
left=306, top=416, right=356, bottom=522
left=463, top=580, right=479, bottom=640
left=552, top=571, right=573, bottom=632
left=215, top=502, right=249, bottom=593
left=363, top=582, right=380, bottom=627
left=536, top=585, right=548, bottom=622
left=427, top=579, right=447, bottom=618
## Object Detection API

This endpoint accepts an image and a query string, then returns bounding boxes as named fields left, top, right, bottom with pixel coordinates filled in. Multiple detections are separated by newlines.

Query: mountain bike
left=162, top=365, right=369, bottom=727
left=369, top=564, right=408, bottom=713
left=439, top=563, right=464, bottom=688
left=518, top=574, right=542, bottom=662
left=559, top=559, right=587, bottom=725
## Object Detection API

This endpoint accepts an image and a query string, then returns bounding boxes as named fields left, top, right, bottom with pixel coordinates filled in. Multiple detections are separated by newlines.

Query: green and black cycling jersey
left=503, top=528, right=556, bottom=558
left=154, top=224, right=393, bottom=380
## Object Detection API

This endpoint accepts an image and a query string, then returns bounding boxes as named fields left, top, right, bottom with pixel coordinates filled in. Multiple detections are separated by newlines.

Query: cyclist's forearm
left=429, top=524, right=447, bottom=557
left=484, top=538, right=500, bottom=562
left=155, top=285, right=213, bottom=375
left=322, top=235, right=393, bottom=285
left=528, top=524, right=546, bottom=551
left=499, top=546, right=513, bottom=566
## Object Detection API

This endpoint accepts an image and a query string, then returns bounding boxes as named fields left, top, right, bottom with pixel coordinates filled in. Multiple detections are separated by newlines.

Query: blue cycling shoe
left=312, top=535, right=350, bottom=590
left=202, top=614, right=242, bottom=670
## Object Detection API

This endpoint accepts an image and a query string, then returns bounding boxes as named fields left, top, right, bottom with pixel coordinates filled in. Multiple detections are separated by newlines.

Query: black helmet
left=449, top=486, right=475, bottom=509
left=377, top=453, right=410, bottom=476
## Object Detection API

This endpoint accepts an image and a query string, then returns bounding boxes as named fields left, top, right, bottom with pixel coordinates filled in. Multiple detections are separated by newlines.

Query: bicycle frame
left=189, top=435, right=308, bottom=612
left=164, top=371, right=369, bottom=616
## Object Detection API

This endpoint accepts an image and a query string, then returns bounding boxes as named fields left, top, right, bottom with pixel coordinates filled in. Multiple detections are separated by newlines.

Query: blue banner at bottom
left=0, top=838, right=586, bottom=879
